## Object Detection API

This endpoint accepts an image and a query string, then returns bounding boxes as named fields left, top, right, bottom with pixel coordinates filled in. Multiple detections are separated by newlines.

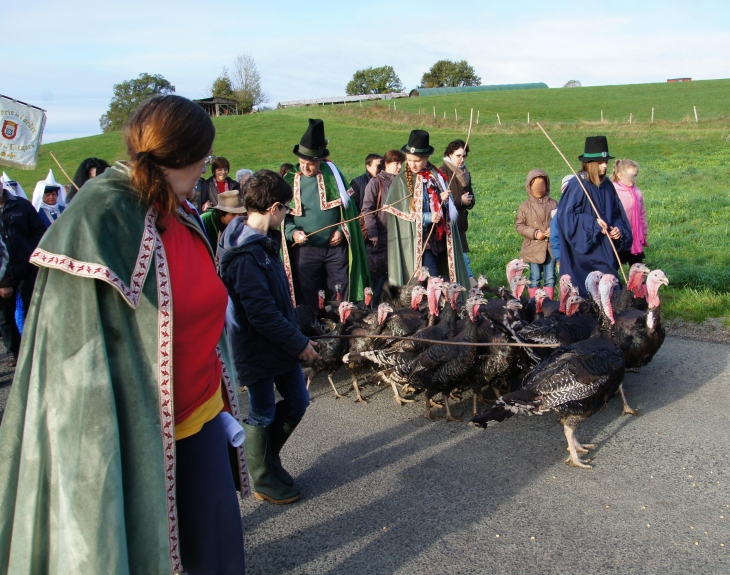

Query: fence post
left=394, top=101, right=397, bottom=111
left=497, top=113, right=501, bottom=126
left=694, top=106, right=698, bottom=122
left=629, top=113, right=632, bottom=124
left=477, top=110, right=480, bottom=124
left=601, top=110, right=604, bottom=122
left=527, top=112, right=530, bottom=124
left=651, top=107, right=654, bottom=122
left=455, top=108, right=458, bottom=121
left=433, top=106, right=436, bottom=118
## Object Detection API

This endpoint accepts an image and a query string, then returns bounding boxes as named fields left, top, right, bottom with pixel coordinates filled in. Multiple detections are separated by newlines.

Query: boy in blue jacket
left=219, top=169, right=319, bottom=505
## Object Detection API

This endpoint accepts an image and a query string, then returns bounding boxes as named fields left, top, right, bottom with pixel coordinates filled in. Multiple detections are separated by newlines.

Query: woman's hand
left=0, top=287, right=13, bottom=299
left=202, top=201, right=212, bottom=212
left=329, top=230, right=344, bottom=246
left=608, top=227, right=621, bottom=240
left=298, top=341, right=319, bottom=362
left=293, top=231, right=307, bottom=244
left=596, top=218, right=609, bottom=234
left=461, top=192, right=473, bottom=206
left=432, top=211, right=443, bottom=224
left=370, top=236, right=378, bottom=246
left=440, top=190, right=450, bottom=202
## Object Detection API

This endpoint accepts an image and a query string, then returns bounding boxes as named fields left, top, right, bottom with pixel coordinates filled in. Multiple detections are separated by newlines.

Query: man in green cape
left=384, top=130, right=470, bottom=290
left=0, top=164, right=248, bottom=574
left=281, top=119, right=370, bottom=307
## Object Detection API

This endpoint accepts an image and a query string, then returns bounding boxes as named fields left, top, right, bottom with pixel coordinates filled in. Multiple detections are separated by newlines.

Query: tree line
left=345, top=60, right=481, bottom=95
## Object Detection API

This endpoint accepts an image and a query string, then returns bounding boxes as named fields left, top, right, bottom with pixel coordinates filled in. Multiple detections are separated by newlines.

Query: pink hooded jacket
left=613, top=181, right=648, bottom=254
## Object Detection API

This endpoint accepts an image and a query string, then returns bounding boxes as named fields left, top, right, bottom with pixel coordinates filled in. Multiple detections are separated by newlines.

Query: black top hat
left=578, top=135, right=615, bottom=163
left=293, top=119, right=330, bottom=160
left=400, top=130, right=434, bottom=157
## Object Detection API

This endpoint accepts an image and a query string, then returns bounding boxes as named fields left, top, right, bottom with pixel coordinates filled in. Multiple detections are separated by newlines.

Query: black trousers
left=0, top=271, right=37, bottom=355
left=290, top=243, right=349, bottom=308
left=176, top=415, right=246, bottom=574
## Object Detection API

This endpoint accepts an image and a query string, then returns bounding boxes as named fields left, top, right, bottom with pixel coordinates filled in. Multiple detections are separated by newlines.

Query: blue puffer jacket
left=218, top=218, right=310, bottom=383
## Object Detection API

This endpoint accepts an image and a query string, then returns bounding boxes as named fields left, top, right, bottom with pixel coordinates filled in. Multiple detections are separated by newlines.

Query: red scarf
left=418, top=167, right=449, bottom=241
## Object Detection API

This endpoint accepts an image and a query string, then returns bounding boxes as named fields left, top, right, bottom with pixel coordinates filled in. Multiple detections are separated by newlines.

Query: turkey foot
left=626, top=368, right=640, bottom=373
left=390, top=381, right=415, bottom=405
left=328, top=374, right=346, bottom=399
left=424, top=398, right=443, bottom=420
left=563, top=424, right=593, bottom=469
left=619, top=384, right=640, bottom=416
left=449, top=390, right=463, bottom=401
left=429, top=399, right=443, bottom=408
left=444, top=397, right=461, bottom=423
left=351, top=375, right=368, bottom=403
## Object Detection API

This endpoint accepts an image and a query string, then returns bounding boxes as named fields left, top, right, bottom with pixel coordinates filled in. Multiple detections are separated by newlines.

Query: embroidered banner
left=0, top=95, right=47, bottom=170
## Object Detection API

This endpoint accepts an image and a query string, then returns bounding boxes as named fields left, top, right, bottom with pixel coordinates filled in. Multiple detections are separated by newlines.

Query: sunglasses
left=271, top=202, right=292, bottom=215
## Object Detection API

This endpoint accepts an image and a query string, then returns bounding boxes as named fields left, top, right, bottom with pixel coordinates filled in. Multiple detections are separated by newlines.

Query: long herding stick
left=49, top=152, right=80, bottom=191
left=408, top=108, right=474, bottom=281
left=535, top=122, right=628, bottom=285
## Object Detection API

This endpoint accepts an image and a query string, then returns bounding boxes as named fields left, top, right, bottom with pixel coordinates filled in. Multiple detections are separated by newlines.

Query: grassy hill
left=8, top=79, right=730, bottom=321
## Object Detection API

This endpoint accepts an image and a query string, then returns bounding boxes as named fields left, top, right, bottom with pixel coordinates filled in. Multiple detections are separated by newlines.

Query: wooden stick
left=651, top=107, right=654, bottom=122
left=311, top=333, right=560, bottom=348
left=49, top=152, right=79, bottom=191
left=497, top=113, right=501, bottom=126
left=629, top=113, right=632, bottom=124
left=302, top=194, right=411, bottom=239
left=455, top=108, right=458, bottom=121
left=477, top=110, right=480, bottom=124
left=527, top=112, right=530, bottom=124
left=433, top=106, right=436, bottom=118
left=535, top=122, right=628, bottom=284
left=694, top=105, right=698, bottom=122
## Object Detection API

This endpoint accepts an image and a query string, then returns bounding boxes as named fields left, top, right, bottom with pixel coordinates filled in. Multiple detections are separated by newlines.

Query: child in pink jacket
left=611, top=159, right=648, bottom=265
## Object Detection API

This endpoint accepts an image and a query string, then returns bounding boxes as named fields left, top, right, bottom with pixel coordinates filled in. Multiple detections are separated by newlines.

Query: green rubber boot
left=242, top=421, right=301, bottom=504
left=269, top=406, right=300, bottom=487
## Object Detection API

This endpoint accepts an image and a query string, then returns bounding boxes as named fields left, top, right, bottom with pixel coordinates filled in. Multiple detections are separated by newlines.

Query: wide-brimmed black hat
left=400, top=130, right=434, bottom=157
left=293, top=118, right=330, bottom=160
left=578, top=135, right=615, bottom=163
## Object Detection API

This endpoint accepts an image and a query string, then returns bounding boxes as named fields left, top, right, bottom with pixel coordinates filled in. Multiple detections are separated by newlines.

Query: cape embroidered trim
left=29, top=206, right=157, bottom=309
left=154, top=232, right=182, bottom=574
left=218, top=347, right=251, bottom=497
left=290, top=162, right=351, bottom=216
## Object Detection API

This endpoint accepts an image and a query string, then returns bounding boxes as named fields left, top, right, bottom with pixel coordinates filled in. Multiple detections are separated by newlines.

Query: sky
left=4, top=0, right=730, bottom=143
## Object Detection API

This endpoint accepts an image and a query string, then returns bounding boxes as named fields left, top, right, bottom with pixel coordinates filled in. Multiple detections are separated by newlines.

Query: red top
left=216, top=179, right=227, bottom=194
left=161, top=211, right=228, bottom=424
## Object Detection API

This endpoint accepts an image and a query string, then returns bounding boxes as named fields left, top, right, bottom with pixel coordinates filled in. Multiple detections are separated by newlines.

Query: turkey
left=381, top=266, right=431, bottom=308
left=373, top=297, right=488, bottom=419
left=516, top=292, right=597, bottom=359
left=302, top=302, right=357, bottom=398
left=472, top=272, right=626, bottom=469
left=541, top=274, right=574, bottom=317
left=610, top=269, right=669, bottom=415
left=294, top=303, right=331, bottom=337
left=341, top=303, right=394, bottom=403
left=611, top=263, right=650, bottom=314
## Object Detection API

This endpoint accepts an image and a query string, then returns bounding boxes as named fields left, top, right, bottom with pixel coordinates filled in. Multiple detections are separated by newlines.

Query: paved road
left=1, top=337, right=729, bottom=574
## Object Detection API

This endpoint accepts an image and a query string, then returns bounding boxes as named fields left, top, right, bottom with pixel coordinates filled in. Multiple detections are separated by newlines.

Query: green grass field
left=7, top=79, right=730, bottom=322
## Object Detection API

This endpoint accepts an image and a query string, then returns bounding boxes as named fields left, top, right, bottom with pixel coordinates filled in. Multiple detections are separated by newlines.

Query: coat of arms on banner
left=0, top=95, right=46, bottom=170
left=2, top=120, right=18, bottom=140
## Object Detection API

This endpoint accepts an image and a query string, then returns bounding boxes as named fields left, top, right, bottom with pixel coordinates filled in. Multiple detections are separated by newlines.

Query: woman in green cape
left=0, top=95, right=248, bottom=574
left=384, top=129, right=470, bottom=290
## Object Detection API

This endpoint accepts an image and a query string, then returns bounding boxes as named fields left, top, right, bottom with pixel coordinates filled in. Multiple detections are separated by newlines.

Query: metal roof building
left=409, top=83, right=548, bottom=97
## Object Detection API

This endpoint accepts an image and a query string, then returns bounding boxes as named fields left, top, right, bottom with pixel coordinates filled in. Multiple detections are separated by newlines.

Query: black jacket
left=349, top=172, right=372, bottom=212
left=219, top=219, right=310, bottom=383
left=0, top=192, right=46, bottom=286
left=198, top=176, right=241, bottom=210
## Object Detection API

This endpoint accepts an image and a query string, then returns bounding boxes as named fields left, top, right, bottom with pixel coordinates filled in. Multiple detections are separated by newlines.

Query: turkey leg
left=444, top=396, right=461, bottom=423
left=619, top=384, right=640, bottom=416
left=350, top=373, right=368, bottom=403
left=328, top=374, right=346, bottom=399
left=563, top=424, right=593, bottom=469
left=390, top=380, right=414, bottom=406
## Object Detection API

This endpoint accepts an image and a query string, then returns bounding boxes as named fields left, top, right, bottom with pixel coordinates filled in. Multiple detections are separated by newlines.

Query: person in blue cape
left=556, top=136, right=632, bottom=296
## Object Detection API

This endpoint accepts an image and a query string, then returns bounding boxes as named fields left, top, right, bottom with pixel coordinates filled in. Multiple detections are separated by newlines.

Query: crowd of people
left=0, top=94, right=650, bottom=574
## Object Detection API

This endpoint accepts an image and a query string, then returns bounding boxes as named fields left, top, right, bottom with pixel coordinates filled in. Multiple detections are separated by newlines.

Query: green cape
left=384, top=168, right=470, bottom=290
left=0, top=163, right=248, bottom=575
left=282, top=161, right=370, bottom=303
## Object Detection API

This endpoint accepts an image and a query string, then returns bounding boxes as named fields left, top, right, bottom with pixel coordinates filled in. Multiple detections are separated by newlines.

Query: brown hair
left=211, top=157, right=230, bottom=173
left=278, top=163, right=294, bottom=177
left=580, top=161, right=605, bottom=187
left=383, top=149, right=405, bottom=165
left=125, top=94, right=215, bottom=220
left=610, top=158, right=640, bottom=182
left=444, top=139, right=470, bottom=157
left=243, top=170, right=293, bottom=213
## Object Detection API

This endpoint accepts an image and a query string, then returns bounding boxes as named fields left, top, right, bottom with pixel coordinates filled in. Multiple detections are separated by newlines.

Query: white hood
left=0, top=172, right=28, bottom=199
left=32, top=169, right=67, bottom=210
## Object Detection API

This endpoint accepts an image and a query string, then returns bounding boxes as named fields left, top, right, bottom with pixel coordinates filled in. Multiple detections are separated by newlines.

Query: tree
left=420, top=60, right=481, bottom=88
left=211, top=68, right=235, bottom=98
left=230, top=54, right=268, bottom=113
left=346, top=66, right=404, bottom=95
left=99, top=73, right=175, bottom=133
left=563, top=80, right=582, bottom=88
